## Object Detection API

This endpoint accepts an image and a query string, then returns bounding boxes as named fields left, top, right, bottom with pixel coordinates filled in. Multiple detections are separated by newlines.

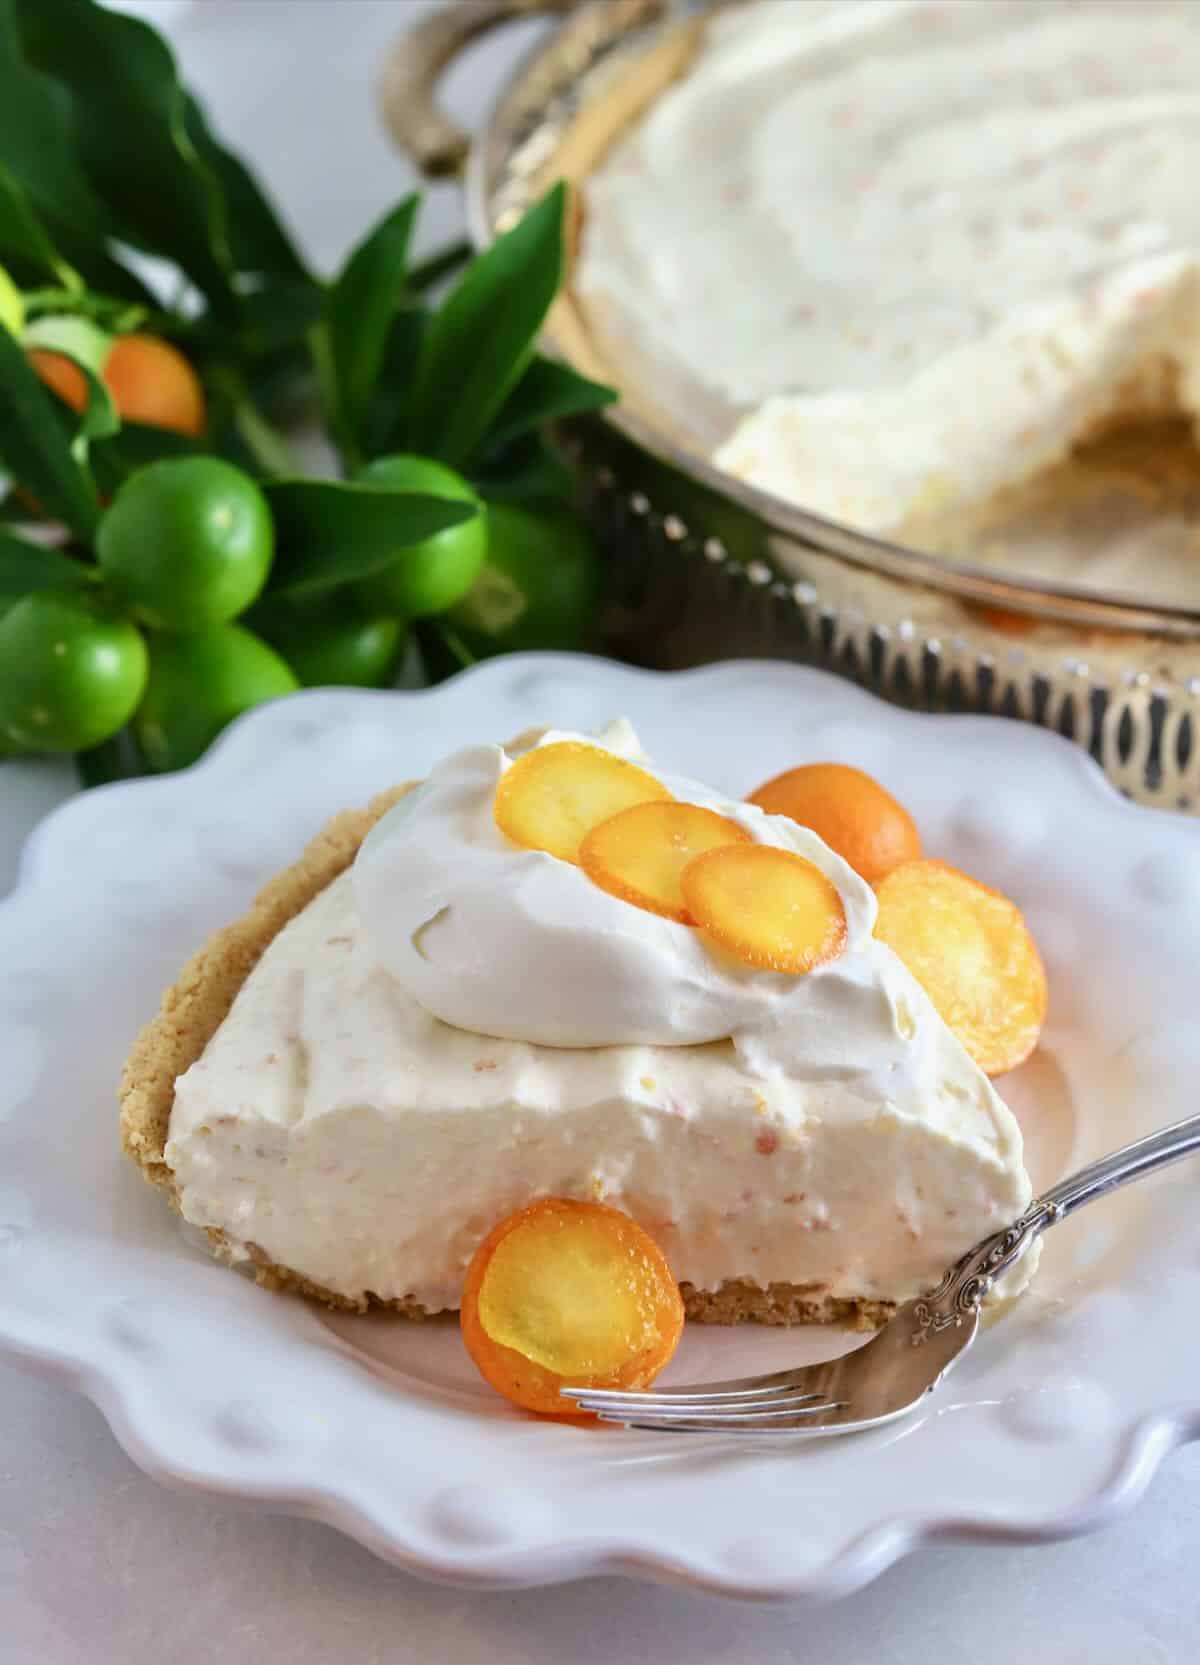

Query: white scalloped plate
left=2, top=656, right=1199, bottom=1600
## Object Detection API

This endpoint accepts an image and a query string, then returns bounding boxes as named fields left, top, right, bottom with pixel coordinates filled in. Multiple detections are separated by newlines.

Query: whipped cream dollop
left=577, top=0, right=1200, bottom=543
left=353, top=723, right=975, bottom=1103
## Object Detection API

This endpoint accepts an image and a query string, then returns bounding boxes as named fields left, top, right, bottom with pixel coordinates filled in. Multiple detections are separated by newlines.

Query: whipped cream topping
left=353, top=724, right=981, bottom=1110
left=577, top=0, right=1200, bottom=544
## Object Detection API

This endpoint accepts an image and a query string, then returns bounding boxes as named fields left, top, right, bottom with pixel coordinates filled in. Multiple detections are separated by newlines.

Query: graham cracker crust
left=118, top=784, right=891, bottom=1329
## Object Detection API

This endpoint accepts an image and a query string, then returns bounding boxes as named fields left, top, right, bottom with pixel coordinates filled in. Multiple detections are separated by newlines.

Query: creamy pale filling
left=166, top=724, right=1034, bottom=1312
left=166, top=870, right=1031, bottom=1311
left=577, top=0, right=1200, bottom=551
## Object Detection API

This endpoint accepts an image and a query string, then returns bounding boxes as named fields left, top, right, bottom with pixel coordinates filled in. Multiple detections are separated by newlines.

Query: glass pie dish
left=378, top=0, right=1200, bottom=810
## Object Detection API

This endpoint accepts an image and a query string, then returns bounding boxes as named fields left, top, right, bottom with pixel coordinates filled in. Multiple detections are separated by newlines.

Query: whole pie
left=120, top=722, right=1036, bottom=1324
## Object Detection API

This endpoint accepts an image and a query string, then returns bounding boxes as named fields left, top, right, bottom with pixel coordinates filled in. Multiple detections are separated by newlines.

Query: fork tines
left=560, top=1386, right=842, bottom=1431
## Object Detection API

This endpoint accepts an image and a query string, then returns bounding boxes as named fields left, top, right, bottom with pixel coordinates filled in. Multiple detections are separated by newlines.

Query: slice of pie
left=120, top=723, right=1035, bottom=1325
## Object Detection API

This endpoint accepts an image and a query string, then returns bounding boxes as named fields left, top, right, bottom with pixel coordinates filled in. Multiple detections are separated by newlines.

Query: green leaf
left=89, top=421, right=198, bottom=495
left=0, top=0, right=110, bottom=239
left=23, top=312, right=108, bottom=373
left=362, top=305, right=429, bottom=459
left=0, top=322, right=99, bottom=537
left=0, top=162, right=77, bottom=286
left=39, top=222, right=156, bottom=305
left=485, top=355, right=616, bottom=452
left=406, top=238, right=471, bottom=294
left=22, top=313, right=120, bottom=453
left=0, top=529, right=93, bottom=599
left=13, top=0, right=236, bottom=312
left=195, top=363, right=298, bottom=480
left=22, top=286, right=148, bottom=333
left=406, top=182, right=567, bottom=468
left=264, top=478, right=479, bottom=598
left=0, top=0, right=152, bottom=300
left=236, top=277, right=326, bottom=354
left=473, top=432, right=574, bottom=503
left=70, top=366, right=119, bottom=452
left=182, top=94, right=309, bottom=281
left=325, top=196, right=419, bottom=465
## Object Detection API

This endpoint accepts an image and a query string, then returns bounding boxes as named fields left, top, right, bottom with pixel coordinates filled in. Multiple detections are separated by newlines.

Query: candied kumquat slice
left=681, top=843, right=848, bottom=974
left=873, top=858, right=1047, bottom=1076
left=747, top=762, right=920, bottom=885
left=493, top=741, right=671, bottom=864
left=460, top=1197, right=685, bottom=1418
left=580, top=800, right=751, bottom=922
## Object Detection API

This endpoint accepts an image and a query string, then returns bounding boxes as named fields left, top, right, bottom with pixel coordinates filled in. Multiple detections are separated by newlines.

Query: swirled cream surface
left=577, top=0, right=1200, bottom=543
left=166, top=724, right=1033, bottom=1313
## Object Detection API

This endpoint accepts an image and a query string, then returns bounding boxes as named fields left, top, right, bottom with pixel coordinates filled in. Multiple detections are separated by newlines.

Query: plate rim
left=2, top=653, right=1199, bottom=1601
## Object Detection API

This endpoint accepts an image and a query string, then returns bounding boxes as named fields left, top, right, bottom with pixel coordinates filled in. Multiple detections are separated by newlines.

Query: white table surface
left=4, top=5, right=1199, bottom=1659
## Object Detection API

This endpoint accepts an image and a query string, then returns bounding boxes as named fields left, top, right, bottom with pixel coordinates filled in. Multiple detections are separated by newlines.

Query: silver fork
left=561, top=1112, right=1200, bottom=1435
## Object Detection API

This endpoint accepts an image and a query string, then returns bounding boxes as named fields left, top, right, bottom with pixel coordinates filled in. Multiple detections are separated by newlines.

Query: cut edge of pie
left=117, top=781, right=893, bottom=1329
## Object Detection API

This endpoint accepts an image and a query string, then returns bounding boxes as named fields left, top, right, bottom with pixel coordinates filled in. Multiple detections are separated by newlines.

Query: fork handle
left=914, top=1111, right=1200, bottom=1340
left=1038, top=1109, right=1200, bottom=1220
left=1000, top=1108, right=1200, bottom=1279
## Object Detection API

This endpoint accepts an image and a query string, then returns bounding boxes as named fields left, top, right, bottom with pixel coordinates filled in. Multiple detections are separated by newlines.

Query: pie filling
left=165, top=725, right=1034, bottom=1314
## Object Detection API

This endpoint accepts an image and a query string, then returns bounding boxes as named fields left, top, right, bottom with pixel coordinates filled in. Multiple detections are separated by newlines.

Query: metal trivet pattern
left=579, top=459, right=1200, bottom=811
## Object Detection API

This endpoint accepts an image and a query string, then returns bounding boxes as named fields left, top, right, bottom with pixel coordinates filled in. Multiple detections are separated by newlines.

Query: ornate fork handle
left=911, top=1198, right=1060, bottom=1342
left=913, top=1109, right=1200, bottom=1344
